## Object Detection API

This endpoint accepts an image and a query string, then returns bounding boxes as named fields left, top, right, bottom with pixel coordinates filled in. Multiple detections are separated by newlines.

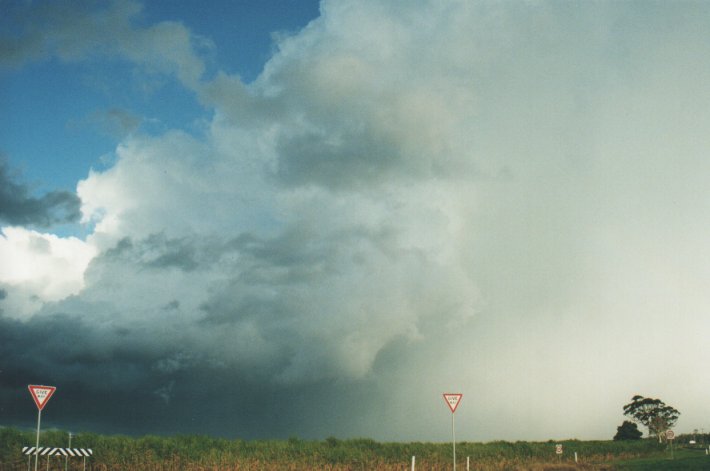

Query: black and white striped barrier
left=22, top=447, right=93, bottom=457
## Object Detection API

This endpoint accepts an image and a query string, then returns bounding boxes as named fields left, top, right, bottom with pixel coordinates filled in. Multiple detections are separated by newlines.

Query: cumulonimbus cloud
left=2, top=0, right=709, bottom=441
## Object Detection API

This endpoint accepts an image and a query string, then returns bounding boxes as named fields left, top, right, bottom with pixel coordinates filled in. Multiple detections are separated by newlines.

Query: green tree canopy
left=623, top=395, right=680, bottom=442
left=614, top=420, right=643, bottom=441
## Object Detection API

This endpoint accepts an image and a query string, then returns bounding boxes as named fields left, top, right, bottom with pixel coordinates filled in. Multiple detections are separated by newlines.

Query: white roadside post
left=443, top=394, right=463, bottom=471
left=27, top=385, right=56, bottom=471
left=65, top=432, right=72, bottom=471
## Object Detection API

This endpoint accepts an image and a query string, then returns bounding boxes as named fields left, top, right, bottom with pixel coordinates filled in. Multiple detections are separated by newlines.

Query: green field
left=614, top=447, right=710, bottom=470
left=1, top=427, right=707, bottom=470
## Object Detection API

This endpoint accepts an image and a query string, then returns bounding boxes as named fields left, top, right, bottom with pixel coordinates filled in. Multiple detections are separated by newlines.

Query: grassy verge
left=613, top=447, right=710, bottom=470
left=0, top=427, right=671, bottom=470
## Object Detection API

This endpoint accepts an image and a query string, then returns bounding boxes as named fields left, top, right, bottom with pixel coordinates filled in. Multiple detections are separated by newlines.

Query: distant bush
left=614, top=421, right=643, bottom=440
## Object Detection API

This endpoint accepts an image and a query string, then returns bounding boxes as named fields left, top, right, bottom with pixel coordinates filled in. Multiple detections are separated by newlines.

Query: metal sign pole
left=452, top=411, right=456, bottom=471
left=28, top=385, right=56, bottom=471
left=443, top=394, right=462, bottom=471
left=34, top=409, right=41, bottom=471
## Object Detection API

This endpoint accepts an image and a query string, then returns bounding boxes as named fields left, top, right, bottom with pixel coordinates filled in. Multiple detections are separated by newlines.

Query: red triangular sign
left=443, top=393, right=462, bottom=413
left=28, top=385, right=56, bottom=411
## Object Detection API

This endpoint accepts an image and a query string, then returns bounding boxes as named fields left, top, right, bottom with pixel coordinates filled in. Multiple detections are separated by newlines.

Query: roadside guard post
left=22, top=447, right=93, bottom=471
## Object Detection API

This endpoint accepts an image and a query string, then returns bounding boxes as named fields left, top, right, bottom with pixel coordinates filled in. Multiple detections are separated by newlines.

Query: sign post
left=443, top=394, right=463, bottom=471
left=28, top=385, right=56, bottom=471
left=666, top=430, right=675, bottom=459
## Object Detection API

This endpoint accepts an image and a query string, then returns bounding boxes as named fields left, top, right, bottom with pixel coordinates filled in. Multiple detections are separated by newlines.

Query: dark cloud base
left=0, top=312, right=386, bottom=439
left=0, top=159, right=81, bottom=228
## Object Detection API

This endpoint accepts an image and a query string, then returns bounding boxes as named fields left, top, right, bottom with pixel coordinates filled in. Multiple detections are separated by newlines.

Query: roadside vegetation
left=2, top=394, right=704, bottom=470
left=0, top=427, right=675, bottom=470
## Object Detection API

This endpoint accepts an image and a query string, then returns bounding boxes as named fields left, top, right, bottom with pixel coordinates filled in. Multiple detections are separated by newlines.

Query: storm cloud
left=1, top=0, right=710, bottom=441
left=0, top=160, right=81, bottom=227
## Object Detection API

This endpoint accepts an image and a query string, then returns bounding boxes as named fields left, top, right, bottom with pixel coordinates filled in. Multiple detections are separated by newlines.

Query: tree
left=623, top=395, right=680, bottom=442
left=614, top=420, right=643, bottom=441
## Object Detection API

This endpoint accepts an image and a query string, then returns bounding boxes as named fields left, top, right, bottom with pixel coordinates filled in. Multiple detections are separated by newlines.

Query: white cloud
left=0, top=227, right=97, bottom=317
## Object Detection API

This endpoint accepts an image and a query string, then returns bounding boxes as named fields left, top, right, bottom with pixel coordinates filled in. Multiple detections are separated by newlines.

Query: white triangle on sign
left=28, top=385, right=56, bottom=411
left=443, top=393, right=463, bottom=413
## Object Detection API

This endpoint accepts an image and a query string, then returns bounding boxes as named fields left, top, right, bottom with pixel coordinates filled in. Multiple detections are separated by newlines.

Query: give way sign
left=28, top=385, right=56, bottom=411
left=443, top=393, right=463, bottom=413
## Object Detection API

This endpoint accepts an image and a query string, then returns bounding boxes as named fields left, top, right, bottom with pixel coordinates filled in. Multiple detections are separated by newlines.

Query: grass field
left=614, top=447, right=710, bottom=469
left=1, top=427, right=707, bottom=470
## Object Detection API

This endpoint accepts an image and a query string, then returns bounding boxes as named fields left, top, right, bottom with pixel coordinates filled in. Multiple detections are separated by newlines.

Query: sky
left=1, top=0, right=709, bottom=443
